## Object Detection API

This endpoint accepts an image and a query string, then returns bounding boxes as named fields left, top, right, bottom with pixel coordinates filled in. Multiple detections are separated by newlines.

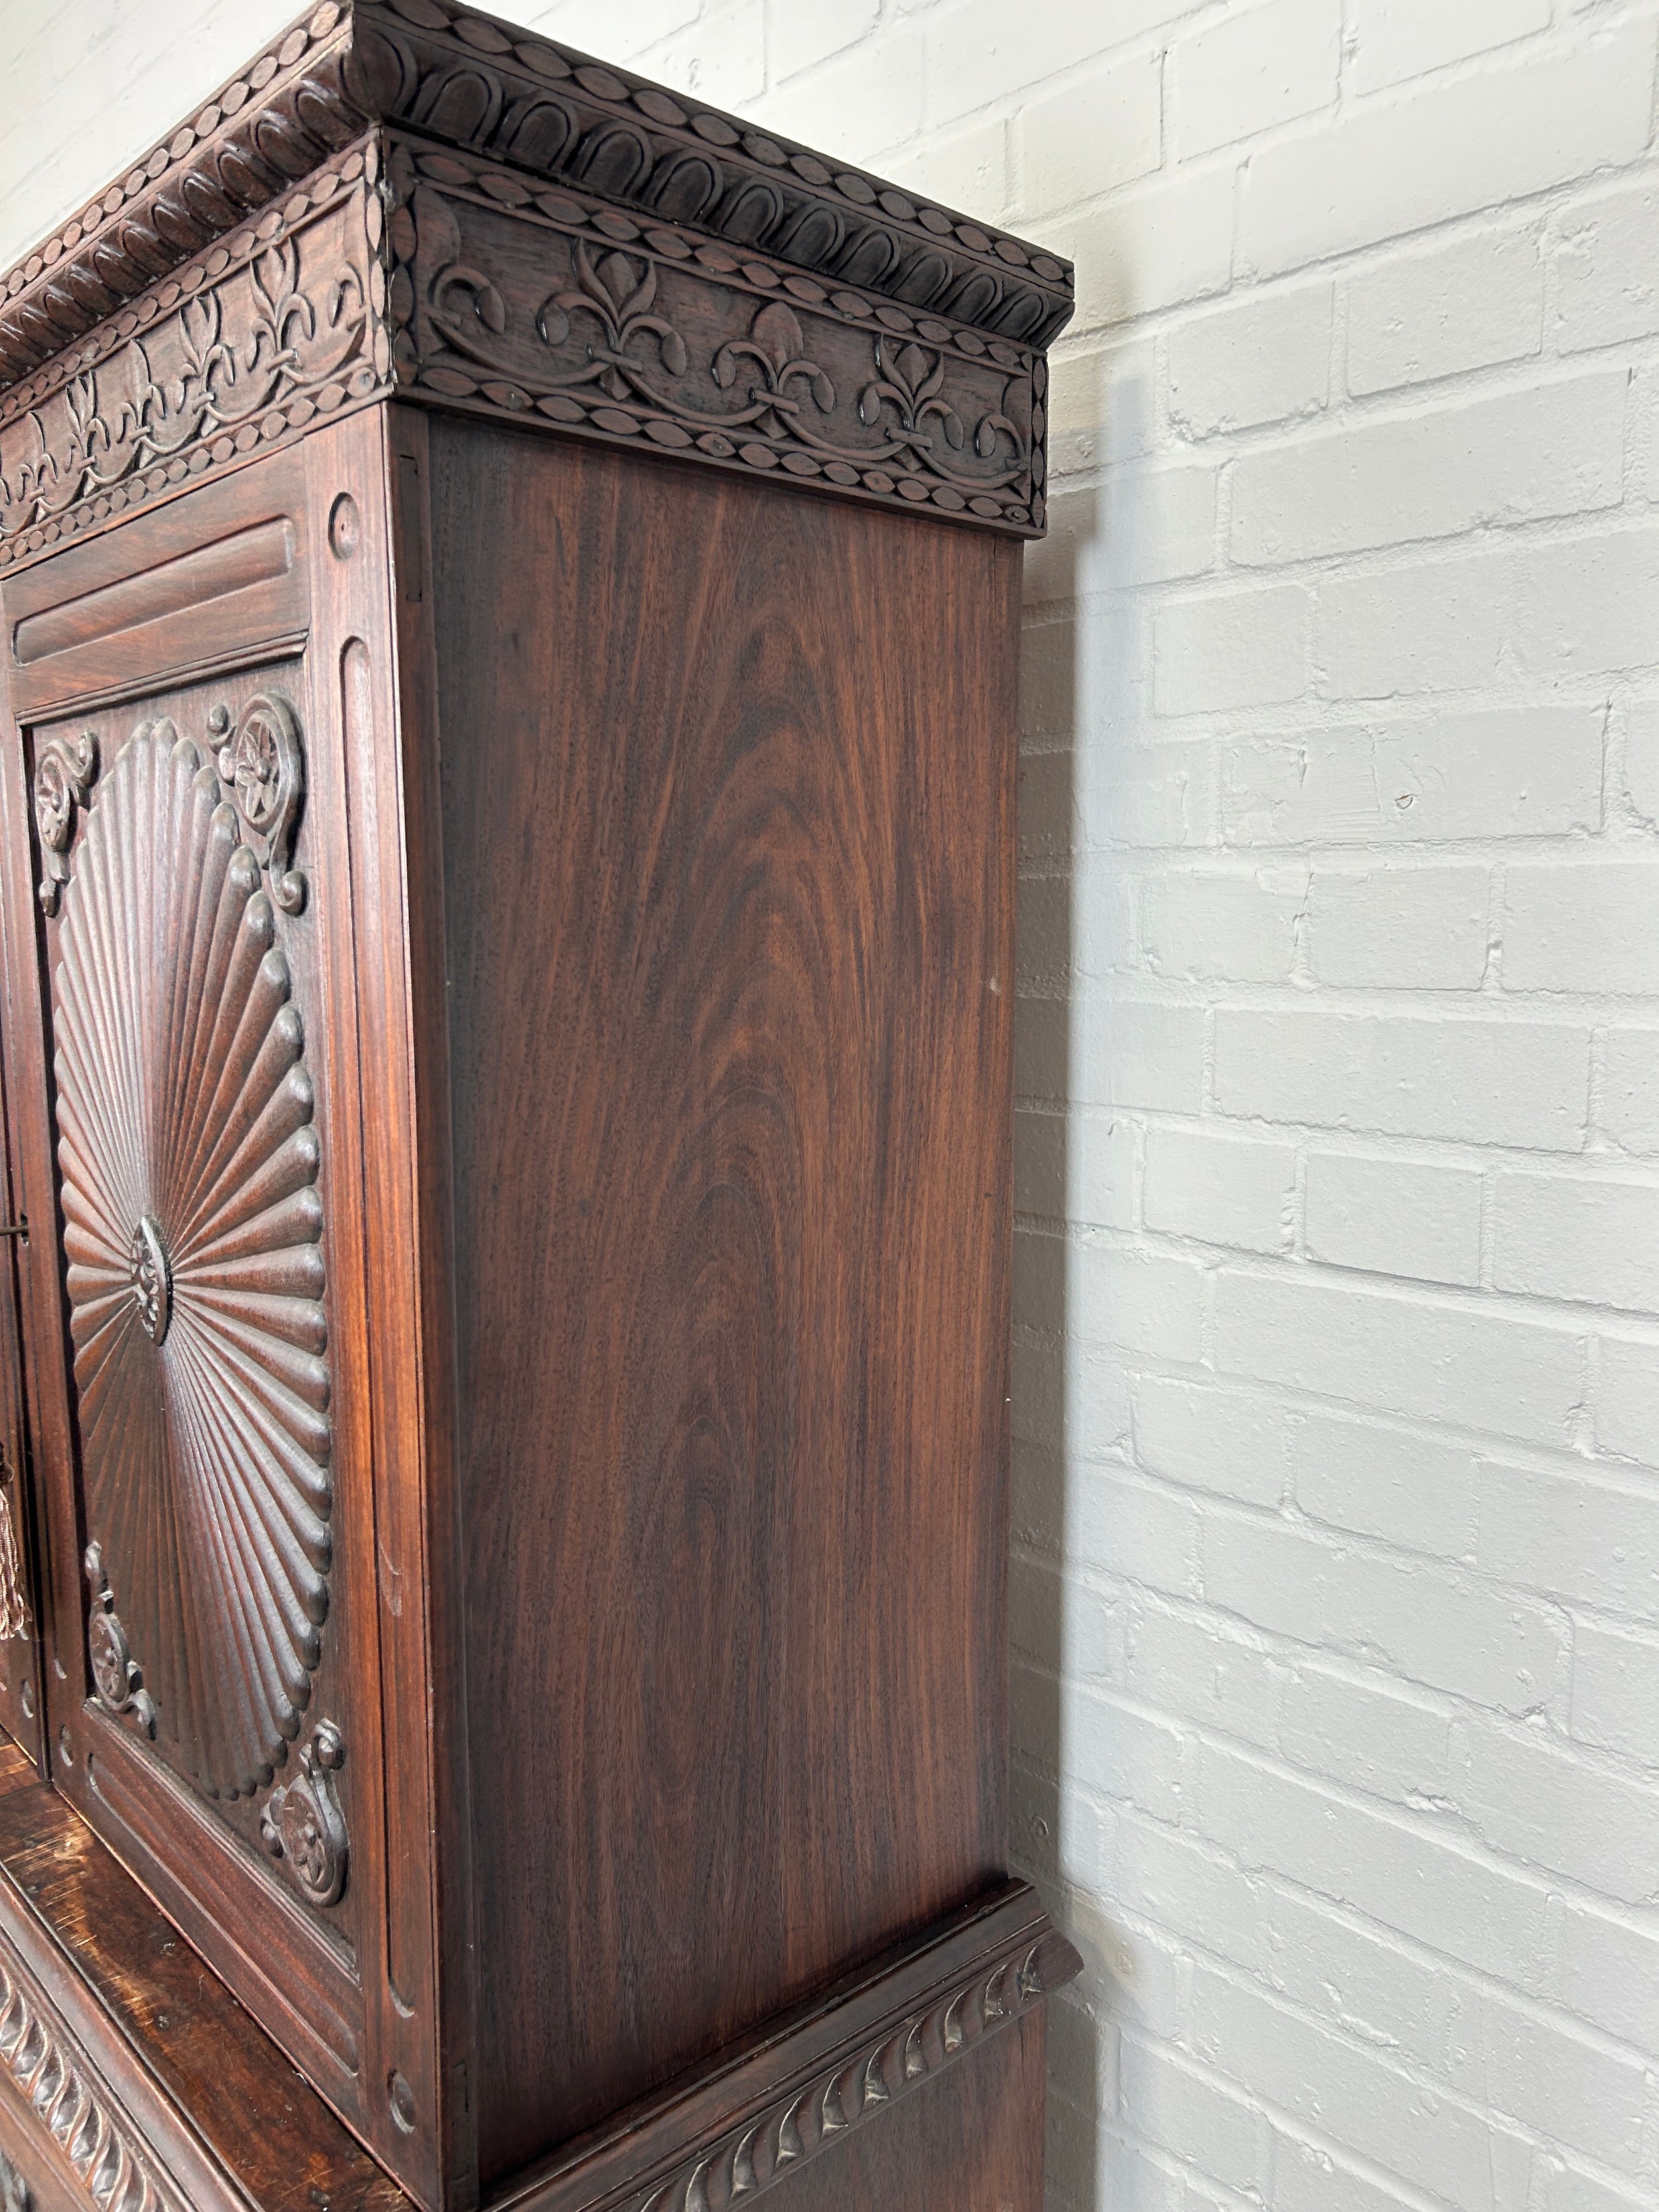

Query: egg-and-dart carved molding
left=601, top=1927, right=1081, bottom=2212
left=388, top=141, right=1049, bottom=534
left=52, top=711, right=333, bottom=1805
left=0, top=144, right=386, bottom=568
left=0, top=1929, right=188, bottom=2212
left=0, top=0, right=1071, bottom=400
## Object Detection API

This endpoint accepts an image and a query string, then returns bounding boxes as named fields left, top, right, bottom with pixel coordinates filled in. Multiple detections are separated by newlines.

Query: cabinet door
left=0, top=419, right=447, bottom=2209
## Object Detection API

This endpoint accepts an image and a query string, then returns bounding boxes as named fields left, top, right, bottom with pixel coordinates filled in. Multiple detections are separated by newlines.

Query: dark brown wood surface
left=0, top=412, right=457, bottom=2211
left=0, top=1729, right=1068, bottom=2212
left=760, top=2010, right=1047, bottom=2212
left=0, top=15, right=1072, bottom=2193
left=492, top=1883, right=1072, bottom=2212
left=423, top=417, right=1022, bottom=2181
left=0, top=1734, right=407, bottom=2212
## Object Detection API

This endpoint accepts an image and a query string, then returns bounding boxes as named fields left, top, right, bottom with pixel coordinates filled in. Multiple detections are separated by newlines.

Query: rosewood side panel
left=0, top=5, right=1080, bottom=2209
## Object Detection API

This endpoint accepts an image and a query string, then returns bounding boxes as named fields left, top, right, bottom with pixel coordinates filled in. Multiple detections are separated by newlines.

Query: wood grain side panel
left=425, top=420, right=1019, bottom=2179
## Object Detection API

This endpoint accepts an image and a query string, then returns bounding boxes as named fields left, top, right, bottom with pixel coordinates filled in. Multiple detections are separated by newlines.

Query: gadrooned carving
left=33, top=733, right=97, bottom=915
left=0, top=4, right=1066, bottom=565
left=0, top=1929, right=186, bottom=2212
left=260, top=1718, right=348, bottom=1907
left=0, top=0, right=1071, bottom=400
left=53, top=711, right=332, bottom=1801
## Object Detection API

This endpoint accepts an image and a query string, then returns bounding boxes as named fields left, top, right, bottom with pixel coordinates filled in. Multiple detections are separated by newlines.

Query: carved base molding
left=498, top=1885, right=1081, bottom=2212
left=0, top=1739, right=1079, bottom=2212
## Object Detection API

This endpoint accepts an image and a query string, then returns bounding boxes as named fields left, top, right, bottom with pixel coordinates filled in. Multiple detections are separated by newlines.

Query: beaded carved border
left=386, top=138, right=1050, bottom=534
left=0, top=142, right=389, bottom=569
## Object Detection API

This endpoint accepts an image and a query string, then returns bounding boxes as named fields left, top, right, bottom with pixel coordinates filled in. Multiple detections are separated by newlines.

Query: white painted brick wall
left=7, top=5, right=1659, bottom=2212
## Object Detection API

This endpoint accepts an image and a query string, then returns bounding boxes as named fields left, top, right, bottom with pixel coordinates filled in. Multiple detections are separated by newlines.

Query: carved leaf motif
left=52, top=719, right=332, bottom=1801
left=747, top=301, right=800, bottom=373
left=895, top=342, right=933, bottom=397
left=596, top=249, right=646, bottom=313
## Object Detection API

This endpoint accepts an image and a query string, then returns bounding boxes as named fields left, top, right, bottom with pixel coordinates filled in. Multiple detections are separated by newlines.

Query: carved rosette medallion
left=129, top=1216, right=171, bottom=1346
left=260, top=1720, right=348, bottom=1907
left=52, top=712, right=332, bottom=1803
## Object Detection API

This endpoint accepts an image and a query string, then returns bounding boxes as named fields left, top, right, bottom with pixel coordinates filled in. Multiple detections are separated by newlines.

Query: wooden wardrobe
left=0, top=5, right=1078, bottom=2208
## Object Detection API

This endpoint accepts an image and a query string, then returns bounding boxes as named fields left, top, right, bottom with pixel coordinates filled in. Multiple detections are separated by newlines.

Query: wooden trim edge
left=494, top=1884, right=1083, bottom=2212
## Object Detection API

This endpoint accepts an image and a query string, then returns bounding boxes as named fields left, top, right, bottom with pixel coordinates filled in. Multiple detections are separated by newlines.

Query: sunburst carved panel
left=50, top=712, right=332, bottom=1802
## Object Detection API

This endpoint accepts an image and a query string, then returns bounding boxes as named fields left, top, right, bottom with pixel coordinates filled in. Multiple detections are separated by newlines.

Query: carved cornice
left=607, top=1925, right=1080, bottom=2212
left=0, top=2, right=1070, bottom=554
left=0, top=143, right=387, bottom=568
left=386, top=137, right=1049, bottom=532
left=0, top=0, right=1072, bottom=394
left=0, top=1927, right=187, bottom=2212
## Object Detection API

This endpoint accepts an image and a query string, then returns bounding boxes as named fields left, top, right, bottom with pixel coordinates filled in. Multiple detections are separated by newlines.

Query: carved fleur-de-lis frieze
left=540, top=244, right=689, bottom=402
left=713, top=301, right=835, bottom=430
left=384, top=148, right=1045, bottom=530
left=0, top=147, right=385, bottom=567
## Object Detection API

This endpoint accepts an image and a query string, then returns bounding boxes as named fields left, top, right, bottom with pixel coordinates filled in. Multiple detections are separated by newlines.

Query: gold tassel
left=0, top=1459, right=29, bottom=1642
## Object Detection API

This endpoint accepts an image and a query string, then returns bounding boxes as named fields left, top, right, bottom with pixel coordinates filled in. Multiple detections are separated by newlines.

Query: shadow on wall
left=1012, top=330, right=1159, bottom=2207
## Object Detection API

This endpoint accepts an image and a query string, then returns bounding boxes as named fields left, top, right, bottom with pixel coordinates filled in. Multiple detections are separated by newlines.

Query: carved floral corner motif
left=260, top=1720, right=348, bottom=1909
left=0, top=1450, right=27, bottom=1645
left=33, top=732, right=97, bottom=916
left=210, top=690, right=307, bottom=913
left=83, top=1546, right=155, bottom=1741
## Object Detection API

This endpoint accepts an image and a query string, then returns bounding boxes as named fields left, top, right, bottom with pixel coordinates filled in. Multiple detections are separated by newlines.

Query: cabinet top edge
left=0, top=0, right=1075, bottom=398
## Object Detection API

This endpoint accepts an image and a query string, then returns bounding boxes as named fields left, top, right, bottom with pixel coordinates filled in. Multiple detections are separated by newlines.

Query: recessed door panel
left=38, top=671, right=347, bottom=1860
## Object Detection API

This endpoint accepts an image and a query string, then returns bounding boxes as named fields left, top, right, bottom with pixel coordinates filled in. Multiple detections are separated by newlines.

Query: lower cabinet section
left=0, top=1741, right=1076, bottom=2212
